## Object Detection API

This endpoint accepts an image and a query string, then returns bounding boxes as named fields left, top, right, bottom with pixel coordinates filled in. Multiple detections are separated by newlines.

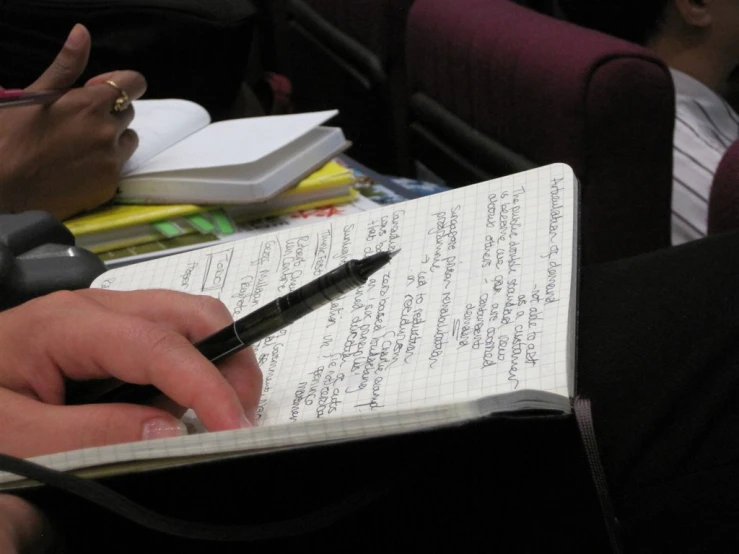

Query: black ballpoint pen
left=74, top=249, right=400, bottom=406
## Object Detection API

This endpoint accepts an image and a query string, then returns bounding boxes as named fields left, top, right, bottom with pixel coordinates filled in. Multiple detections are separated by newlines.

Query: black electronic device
left=0, top=211, right=105, bottom=310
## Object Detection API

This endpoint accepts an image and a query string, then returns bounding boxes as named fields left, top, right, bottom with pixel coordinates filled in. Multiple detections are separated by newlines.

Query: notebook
left=0, top=163, right=577, bottom=487
left=117, top=99, right=349, bottom=204
left=97, top=192, right=381, bottom=267
left=66, top=161, right=357, bottom=253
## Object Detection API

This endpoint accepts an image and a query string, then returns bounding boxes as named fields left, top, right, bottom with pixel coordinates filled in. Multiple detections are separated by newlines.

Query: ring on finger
left=104, top=80, right=131, bottom=113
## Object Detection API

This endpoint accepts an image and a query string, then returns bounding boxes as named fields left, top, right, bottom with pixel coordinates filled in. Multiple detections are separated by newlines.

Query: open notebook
left=0, top=164, right=577, bottom=487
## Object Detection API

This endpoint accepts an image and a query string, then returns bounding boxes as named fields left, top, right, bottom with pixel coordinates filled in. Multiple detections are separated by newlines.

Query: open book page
left=127, top=110, right=338, bottom=175
left=122, top=99, right=211, bottom=175
left=0, top=164, right=576, bottom=486
left=96, top=163, right=576, bottom=422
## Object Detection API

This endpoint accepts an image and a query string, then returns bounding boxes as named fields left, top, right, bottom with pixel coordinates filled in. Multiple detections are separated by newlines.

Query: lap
left=578, top=231, right=739, bottom=551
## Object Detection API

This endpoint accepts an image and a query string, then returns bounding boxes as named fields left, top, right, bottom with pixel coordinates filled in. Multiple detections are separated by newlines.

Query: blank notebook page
left=128, top=110, right=338, bottom=174
left=122, top=99, right=211, bottom=176
left=95, top=163, right=576, bottom=426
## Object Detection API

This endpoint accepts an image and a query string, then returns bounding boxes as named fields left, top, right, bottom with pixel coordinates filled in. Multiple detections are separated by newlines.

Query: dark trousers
left=20, top=231, right=739, bottom=553
left=0, top=0, right=258, bottom=121
left=579, top=230, right=739, bottom=552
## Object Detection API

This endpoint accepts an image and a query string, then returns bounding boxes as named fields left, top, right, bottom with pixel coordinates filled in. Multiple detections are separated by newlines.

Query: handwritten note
left=98, top=164, right=576, bottom=426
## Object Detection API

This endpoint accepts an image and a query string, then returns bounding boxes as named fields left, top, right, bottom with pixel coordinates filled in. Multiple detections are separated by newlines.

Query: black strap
left=573, top=396, right=623, bottom=554
left=0, top=453, right=387, bottom=541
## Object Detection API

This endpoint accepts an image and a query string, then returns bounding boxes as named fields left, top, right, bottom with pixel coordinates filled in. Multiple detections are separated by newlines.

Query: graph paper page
left=94, top=164, right=576, bottom=426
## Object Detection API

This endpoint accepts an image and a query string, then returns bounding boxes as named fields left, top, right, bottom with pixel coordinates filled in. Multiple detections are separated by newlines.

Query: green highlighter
left=209, top=210, right=235, bottom=235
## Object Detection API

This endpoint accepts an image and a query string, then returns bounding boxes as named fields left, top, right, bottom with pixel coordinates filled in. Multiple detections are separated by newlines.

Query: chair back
left=406, top=0, right=675, bottom=264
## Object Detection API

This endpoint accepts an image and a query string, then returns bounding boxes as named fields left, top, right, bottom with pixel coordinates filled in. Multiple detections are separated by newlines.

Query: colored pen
left=0, top=89, right=67, bottom=108
left=72, top=249, right=400, bottom=406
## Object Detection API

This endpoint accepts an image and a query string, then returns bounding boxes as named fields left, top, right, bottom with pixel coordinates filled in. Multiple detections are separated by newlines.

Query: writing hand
left=0, top=24, right=147, bottom=219
left=0, top=289, right=262, bottom=459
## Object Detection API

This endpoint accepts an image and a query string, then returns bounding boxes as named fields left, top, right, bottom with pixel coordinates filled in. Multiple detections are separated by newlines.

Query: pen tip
left=389, top=249, right=401, bottom=258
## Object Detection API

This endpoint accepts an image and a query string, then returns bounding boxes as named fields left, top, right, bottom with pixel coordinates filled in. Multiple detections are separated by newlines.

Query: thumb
left=27, top=24, right=91, bottom=91
left=2, top=391, right=188, bottom=458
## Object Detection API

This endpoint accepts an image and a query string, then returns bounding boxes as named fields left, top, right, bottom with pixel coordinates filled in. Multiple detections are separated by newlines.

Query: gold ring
left=104, top=80, right=130, bottom=113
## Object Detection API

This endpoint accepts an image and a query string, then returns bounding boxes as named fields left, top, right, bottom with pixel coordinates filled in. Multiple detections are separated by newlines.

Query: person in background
left=558, top=0, right=739, bottom=245
left=0, top=24, right=145, bottom=220
left=0, top=288, right=263, bottom=553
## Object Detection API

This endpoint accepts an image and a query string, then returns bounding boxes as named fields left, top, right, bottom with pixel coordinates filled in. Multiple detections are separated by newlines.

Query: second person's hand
left=0, top=24, right=146, bottom=219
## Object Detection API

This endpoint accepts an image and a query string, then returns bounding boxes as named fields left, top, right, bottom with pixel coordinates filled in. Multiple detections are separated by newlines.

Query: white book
left=0, top=164, right=577, bottom=488
left=118, top=99, right=349, bottom=205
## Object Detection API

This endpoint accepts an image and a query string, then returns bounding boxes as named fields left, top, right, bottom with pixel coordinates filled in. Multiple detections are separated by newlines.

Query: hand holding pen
left=67, top=250, right=400, bottom=407
left=0, top=250, right=397, bottom=463
left=0, top=289, right=264, bottom=459
left=0, top=24, right=145, bottom=220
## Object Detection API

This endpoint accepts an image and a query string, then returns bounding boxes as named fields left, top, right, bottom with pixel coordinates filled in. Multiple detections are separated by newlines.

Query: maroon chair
left=406, top=0, right=675, bottom=265
left=280, top=0, right=416, bottom=174
left=708, top=140, right=739, bottom=235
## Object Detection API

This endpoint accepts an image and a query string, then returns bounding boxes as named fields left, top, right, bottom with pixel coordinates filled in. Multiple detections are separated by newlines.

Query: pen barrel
left=198, top=301, right=284, bottom=363
left=196, top=261, right=365, bottom=363
left=195, top=260, right=366, bottom=362
left=280, top=260, right=365, bottom=315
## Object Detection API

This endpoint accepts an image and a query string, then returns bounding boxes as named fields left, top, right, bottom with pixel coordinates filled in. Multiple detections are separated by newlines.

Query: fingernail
left=142, top=418, right=188, bottom=440
left=65, top=24, right=86, bottom=48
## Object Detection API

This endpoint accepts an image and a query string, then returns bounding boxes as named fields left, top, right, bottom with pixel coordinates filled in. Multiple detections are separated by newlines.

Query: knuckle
left=192, top=295, right=233, bottom=333
left=195, top=294, right=231, bottom=318
left=72, top=90, right=99, bottom=113
left=118, top=70, right=147, bottom=96
left=43, top=289, right=82, bottom=310
left=18, top=291, right=82, bottom=340
left=147, top=329, right=191, bottom=361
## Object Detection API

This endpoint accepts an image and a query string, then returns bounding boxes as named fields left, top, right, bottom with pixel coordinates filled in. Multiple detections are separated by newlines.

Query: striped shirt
left=671, top=69, right=739, bottom=245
